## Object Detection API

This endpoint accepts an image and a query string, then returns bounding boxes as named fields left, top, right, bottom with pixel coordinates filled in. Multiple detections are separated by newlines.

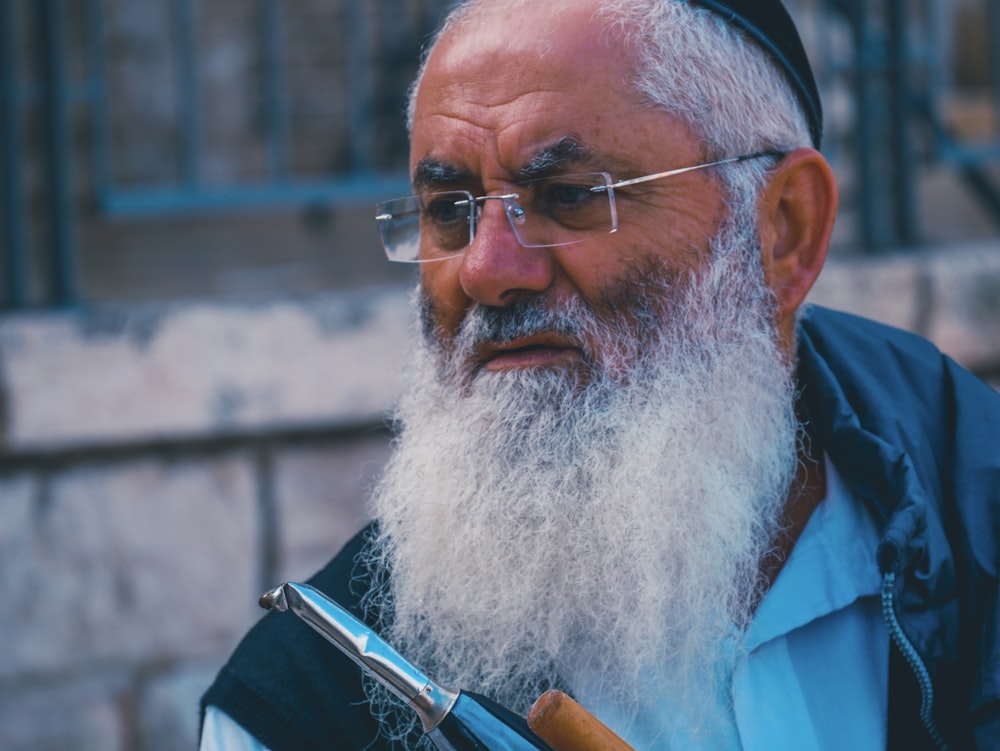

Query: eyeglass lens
left=375, top=172, right=616, bottom=262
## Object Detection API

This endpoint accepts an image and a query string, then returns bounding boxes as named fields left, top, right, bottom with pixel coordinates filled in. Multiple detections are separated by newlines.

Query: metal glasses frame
left=377, top=150, right=783, bottom=262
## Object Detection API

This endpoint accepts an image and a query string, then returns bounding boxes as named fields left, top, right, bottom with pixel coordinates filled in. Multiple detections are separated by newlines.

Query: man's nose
left=458, top=199, right=556, bottom=307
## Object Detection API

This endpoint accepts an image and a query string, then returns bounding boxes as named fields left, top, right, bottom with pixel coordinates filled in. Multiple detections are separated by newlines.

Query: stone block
left=273, top=435, right=389, bottom=582
left=810, top=243, right=1000, bottom=373
left=0, top=455, right=259, bottom=681
left=808, top=251, right=925, bottom=333
left=0, top=291, right=412, bottom=451
left=139, top=663, right=220, bottom=751
left=0, top=673, right=130, bottom=751
left=0, top=472, right=36, bottom=562
left=924, top=241, right=1000, bottom=370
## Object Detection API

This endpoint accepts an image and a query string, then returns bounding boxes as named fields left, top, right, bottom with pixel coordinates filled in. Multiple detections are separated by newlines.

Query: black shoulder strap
left=201, top=524, right=389, bottom=751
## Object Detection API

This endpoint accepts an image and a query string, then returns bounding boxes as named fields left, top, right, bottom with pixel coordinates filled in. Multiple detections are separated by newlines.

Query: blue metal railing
left=88, top=0, right=426, bottom=217
left=1, top=0, right=998, bottom=309
left=2, top=0, right=82, bottom=306
left=260, top=0, right=290, bottom=181
left=814, top=0, right=1000, bottom=248
left=173, top=0, right=201, bottom=188
left=39, top=0, right=78, bottom=304
left=2, top=0, right=450, bottom=308
left=0, top=0, right=26, bottom=306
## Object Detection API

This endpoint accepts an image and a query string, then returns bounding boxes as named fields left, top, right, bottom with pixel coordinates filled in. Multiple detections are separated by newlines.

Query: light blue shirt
left=202, top=462, right=889, bottom=751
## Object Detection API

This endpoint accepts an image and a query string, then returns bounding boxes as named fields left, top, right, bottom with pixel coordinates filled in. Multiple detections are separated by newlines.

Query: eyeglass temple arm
left=596, top=150, right=785, bottom=192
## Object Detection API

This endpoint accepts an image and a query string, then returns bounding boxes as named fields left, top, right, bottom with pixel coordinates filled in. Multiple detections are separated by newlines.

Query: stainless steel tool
left=261, top=581, right=555, bottom=751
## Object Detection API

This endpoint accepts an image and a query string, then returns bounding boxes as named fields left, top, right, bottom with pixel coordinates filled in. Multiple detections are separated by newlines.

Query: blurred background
left=0, top=0, right=998, bottom=749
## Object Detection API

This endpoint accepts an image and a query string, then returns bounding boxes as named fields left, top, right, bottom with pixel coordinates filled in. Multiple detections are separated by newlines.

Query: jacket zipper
left=880, top=571, right=950, bottom=750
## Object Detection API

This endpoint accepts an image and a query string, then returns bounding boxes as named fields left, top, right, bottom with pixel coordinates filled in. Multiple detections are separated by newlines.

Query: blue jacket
left=202, top=306, right=1000, bottom=750
left=796, top=306, right=999, bottom=750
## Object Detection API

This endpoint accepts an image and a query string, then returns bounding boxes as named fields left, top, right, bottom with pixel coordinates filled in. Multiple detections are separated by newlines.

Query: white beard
left=360, top=209, right=800, bottom=748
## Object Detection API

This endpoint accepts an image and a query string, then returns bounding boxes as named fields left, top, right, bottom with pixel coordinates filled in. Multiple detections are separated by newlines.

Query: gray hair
left=594, top=0, right=812, bottom=209
left=407, top=0, right=814, bottom=238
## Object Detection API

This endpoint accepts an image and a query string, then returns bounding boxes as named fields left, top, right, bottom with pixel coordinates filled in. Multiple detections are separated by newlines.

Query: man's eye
left=424, top=197, right=469, bottom=224
left=541, top=183, right=594, bottom=209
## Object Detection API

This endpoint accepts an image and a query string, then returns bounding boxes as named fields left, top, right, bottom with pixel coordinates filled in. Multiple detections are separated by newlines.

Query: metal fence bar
left=38, top=0, right=77, bottom=305
left=887, top=0, right=917, bottom=244
left=972, top=0, right=1000, bottom=218
left=173, top=0, right=200, bottom=185
left=0, top=0, right=27, bottom=307
left=86, top=0, right=111, bottom=203
left=990, top=0, right=1000, bottom=129
left=924, top=0, right=947, bottom=157
left=851, top=1, right=882, bottom=248
left=346, top=1, right=374, bottom=174
left=260, top=0, right=289, bottom=181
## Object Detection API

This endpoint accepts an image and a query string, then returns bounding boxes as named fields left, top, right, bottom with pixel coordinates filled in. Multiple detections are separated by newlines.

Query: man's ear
left=757, top=148, right=838, bottom=328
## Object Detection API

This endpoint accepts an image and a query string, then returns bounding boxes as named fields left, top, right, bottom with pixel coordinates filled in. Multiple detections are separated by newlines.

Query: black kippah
left=690, top=0, right=823, bottom=148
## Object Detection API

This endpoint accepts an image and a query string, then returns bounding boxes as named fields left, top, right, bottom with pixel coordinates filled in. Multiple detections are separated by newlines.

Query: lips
left=475, top=333, right=584, bottom=372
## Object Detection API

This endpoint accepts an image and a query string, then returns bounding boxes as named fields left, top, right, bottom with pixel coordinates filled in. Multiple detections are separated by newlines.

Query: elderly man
left=201, top=0, right=999, bottom=749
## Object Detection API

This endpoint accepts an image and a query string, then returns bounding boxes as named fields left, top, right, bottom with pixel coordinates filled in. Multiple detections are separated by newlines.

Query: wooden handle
left=527, top=690, right=636, bottom=751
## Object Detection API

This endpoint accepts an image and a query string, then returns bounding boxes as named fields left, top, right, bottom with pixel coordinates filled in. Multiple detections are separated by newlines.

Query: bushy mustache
left=420, top=293, right=596, bottom=388
left=423, top=293, right=586, bottom=348
left=466, top=298, right=586, bottom=346
left=418, top=261, right=682, bottom=388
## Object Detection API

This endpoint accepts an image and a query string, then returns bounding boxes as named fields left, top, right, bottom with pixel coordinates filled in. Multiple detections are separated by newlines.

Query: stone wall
left=0, top=290, right=410, bottom=751
left=1, top=241, right=999, bottom=750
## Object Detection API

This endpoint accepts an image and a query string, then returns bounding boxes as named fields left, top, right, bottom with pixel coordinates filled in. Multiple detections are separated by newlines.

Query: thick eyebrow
left=517, top=136, right=598, bottom=180
left=411, top=136, right=600, bottom=190
left=412, top=158, right=474, bottom=191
